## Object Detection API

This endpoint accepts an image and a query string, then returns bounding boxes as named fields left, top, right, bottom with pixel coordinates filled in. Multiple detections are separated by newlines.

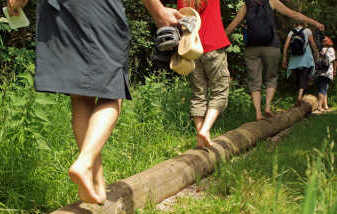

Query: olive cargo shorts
left=190, top=49, right=230, bottom=117
left=244, top=47, right=281, bottom=92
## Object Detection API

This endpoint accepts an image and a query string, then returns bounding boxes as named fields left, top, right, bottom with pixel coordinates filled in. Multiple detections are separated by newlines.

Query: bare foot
left=295, top=99, right=302, bottom=107
left=69, top=158, right=102, bottom=204
left=94, top=178, right=107, bottom=202
left=256, top=112, right=264, bottom=121
left=197, top=130, right=212, bottom=148
left=264, top=111, right=274, bottom=118
left=256, top=115, right=265, bottom=121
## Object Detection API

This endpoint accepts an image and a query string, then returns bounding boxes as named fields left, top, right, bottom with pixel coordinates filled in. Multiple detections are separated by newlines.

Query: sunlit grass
left=1, top=75, right=337, bottom=213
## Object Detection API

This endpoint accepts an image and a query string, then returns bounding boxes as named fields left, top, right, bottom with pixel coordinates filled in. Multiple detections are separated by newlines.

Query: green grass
left=143, top=113, right=337, bottom=214
left=1, top=74, right=337, bottom=213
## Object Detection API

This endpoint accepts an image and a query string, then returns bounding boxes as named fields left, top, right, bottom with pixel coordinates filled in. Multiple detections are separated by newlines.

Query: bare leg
left=251, top=91, right=263, bottom=120
left=71, top=95, right=97, bottom=202
left=117, top=99, right=123, bottom=116
left=318, top=93, right=324, bottom=111
left=265, top=87, right=276, bottom=116
left=71, top=96, right=107, bottom=202
left=69, top=98, right=120, bottom=203
left=323, top=95, right=329, bottom=109
left=92, top=155, right=106, bottom=202
left=297, top=88, right=304, bottom=106
left=193, top=116, right=204, bottom=147
left=197, top=109, right=220, bottom=147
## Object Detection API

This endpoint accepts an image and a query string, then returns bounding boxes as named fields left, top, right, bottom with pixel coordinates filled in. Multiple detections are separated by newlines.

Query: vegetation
left=0, top=0, right=337, bottom=213
left=142, top=113, right=337, bottom=214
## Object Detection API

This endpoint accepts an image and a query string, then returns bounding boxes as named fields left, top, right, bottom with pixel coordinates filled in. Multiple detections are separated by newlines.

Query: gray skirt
left=34, top=0, right=131, bottom=100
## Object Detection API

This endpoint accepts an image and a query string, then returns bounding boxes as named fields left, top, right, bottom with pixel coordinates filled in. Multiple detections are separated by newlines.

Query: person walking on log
left=316, top=37, right=335, bottom=112
left=7, top=0, right=182, bottom=204
left=282, top=21, right=319, bottom=106
left=176, top=0, right=232, bottom=147
left=226, top=0, right=324, bottom=121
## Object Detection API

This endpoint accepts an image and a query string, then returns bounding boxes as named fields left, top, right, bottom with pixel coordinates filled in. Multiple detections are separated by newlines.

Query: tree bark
left=50, top=95, right=317, bottom=214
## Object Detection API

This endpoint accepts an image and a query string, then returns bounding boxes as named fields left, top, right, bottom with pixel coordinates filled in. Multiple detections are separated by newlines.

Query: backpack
left=289, top=28, right=306, bottom=56
left=313, top=30, right=325, bottom=51
left=315, top=48, right=330, bottom=74
left=245, top=0, right=274, bottom=46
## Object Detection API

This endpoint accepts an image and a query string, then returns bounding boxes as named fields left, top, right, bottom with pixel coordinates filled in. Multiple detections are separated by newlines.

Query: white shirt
left=320, top=47, right=336, bottom=80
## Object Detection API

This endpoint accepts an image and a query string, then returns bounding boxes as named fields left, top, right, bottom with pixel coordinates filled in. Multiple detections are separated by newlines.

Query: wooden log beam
left=51, top=95, right=317, bottom=214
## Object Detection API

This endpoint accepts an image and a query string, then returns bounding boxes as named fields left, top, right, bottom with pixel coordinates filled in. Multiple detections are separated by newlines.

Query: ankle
left=77, top=153, right=95, bottom=168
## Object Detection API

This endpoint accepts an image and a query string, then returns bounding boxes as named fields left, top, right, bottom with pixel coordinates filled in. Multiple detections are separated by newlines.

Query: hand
left=315, top=22, right=325, bottom=31
left=7, top=0, right=28, bottom=16
left=314, top=52, right=319, bottom=61
left=154, top=7, right=184, bottom=28
left=282, top=58, right=288, bottom=69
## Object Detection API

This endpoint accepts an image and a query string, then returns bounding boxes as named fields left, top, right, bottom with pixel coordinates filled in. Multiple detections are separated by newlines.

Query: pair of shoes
left=152, top=26, right=181, bottom=66
left=170, top=7, right=203, bottom=75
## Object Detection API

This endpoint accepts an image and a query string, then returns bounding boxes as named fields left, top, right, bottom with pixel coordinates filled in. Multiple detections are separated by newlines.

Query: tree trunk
left=50, top=95, right=317, bottom=214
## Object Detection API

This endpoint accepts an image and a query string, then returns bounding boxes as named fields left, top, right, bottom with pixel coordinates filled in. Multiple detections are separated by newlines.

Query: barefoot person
left=7, top=0, right=182, bottom=204
left=282, top=22, right=319, bottom=106
left=316, top=37, right=335, bottom=112
left=177, top=0, right=231, bottom=147
left=226, top=0, right=324, bottom=120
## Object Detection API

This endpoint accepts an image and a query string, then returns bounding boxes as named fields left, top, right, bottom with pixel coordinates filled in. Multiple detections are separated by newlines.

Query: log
left=51, top=95, right=317, bottom=214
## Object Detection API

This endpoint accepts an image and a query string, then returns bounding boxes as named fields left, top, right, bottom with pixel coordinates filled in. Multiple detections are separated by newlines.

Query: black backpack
left=289, top=28, right=306, bottom=56
left=314, top=30, right=325, bottom=51
left=245, top=0, right=274, bottom=46
left=315, top=48, right=330, bottom=74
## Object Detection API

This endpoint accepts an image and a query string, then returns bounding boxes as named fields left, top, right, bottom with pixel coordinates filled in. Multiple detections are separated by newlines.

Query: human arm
left=7, top=0, right=28, bottom=16
left=226, top=4, right=247, bottom=35
left=141, top=0, right=183, bottom=27
left=308, top=34, right=319, bottom=60
left=270, top=0, right=324, bottom=31
left=282, top=35, right=291, bottom=69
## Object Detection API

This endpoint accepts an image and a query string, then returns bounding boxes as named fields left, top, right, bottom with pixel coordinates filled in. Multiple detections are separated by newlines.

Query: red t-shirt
left=177, top=0, right=231, bottom=53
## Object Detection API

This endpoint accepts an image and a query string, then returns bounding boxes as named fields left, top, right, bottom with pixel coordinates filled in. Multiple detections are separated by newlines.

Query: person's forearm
left=311, top=43, right=319, bottom=60
left=226, top=6, right=246, bottom=35
left=282, top=47, right=287, bottom=60
left=226, top=23, right=236, bottom=35
left=142, top=0, right=182, bottom=27
left=290, top=12, right=320, bottom=28
left=142, top=0, right=166, bottom=24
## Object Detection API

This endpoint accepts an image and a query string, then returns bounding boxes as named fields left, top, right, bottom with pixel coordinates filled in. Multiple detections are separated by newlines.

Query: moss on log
left=50, top=95, right=317, bottom=214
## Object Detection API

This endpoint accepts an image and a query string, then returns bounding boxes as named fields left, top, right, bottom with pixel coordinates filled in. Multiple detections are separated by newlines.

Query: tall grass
left=145, top=114, right=337, bottom=214
left=0, top=72, right=253, bottom=213
left=1, top=70, right=336, bottom=213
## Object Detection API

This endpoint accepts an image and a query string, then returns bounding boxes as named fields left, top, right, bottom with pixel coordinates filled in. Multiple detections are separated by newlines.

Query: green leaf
left=35, top=94, right=57, bottom=105
left=10, top=95, right=28, bottom=106
left=17, top=72, right=34, bottom=86
left=33, top=109, right=49, bottom=122
left=36, top=139, right=51, bottom=151
left=301, top=170, right=318, bottom=214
